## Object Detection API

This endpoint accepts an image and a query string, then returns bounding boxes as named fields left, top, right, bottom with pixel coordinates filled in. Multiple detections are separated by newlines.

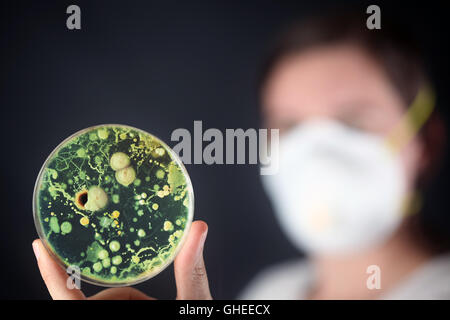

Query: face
left=262, top=44, right=423, bottom=189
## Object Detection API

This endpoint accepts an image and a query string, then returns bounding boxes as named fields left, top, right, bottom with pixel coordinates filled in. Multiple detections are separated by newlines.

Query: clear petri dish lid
left=33, top=124, right=194, bottom=287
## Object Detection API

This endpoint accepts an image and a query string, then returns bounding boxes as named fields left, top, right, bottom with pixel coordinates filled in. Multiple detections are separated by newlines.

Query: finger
left=33, top=239, right=86, bottom=300
left=174, top=220, right=212, bottom=300
left=89, top=287, right=154, bottom=300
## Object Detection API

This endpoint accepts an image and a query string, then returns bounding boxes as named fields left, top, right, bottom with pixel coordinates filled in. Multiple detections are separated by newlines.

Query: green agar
left=33, top=125, right=193, bottom=286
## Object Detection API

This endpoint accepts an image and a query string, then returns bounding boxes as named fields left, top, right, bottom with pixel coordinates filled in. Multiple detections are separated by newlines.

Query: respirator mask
left=261, top=88, right=434, bottom=255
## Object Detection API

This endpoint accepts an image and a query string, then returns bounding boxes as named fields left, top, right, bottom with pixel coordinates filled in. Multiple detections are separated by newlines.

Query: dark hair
left=259, top=11, right=427, bottom=107
left=259, top=11, right=450, bottom=253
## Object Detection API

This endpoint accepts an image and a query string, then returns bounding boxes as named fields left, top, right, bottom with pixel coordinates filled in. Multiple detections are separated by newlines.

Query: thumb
left=33, top=239, right=86, bottom=300
left=174, top=220, right=212, bottom=300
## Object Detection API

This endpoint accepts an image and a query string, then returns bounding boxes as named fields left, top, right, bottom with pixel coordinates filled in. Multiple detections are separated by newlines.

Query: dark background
left=1, top=0, right=449, bottom=299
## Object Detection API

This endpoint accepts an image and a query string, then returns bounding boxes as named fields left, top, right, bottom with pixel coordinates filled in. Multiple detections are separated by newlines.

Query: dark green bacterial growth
left=33, top=125, right=193, bottom=286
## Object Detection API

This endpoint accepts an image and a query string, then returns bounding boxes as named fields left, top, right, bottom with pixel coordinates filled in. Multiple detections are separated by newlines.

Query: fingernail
left=32, top=241, right=40, bottom=261
left=200, top=226, right=208, bottom=250
left=195, top=229, right=208, bottom=263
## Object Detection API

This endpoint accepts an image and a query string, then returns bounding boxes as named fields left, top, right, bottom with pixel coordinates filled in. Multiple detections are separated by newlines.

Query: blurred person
left=241, top=11, right=450, bottom=299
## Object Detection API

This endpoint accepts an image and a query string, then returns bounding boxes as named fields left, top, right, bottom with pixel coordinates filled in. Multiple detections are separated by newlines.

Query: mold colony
left=33, top=125, right=194, bottom=286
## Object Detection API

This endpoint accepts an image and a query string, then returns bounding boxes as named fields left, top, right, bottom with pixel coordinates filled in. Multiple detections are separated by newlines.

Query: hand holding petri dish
left=33, top=124, right=194, bottom=286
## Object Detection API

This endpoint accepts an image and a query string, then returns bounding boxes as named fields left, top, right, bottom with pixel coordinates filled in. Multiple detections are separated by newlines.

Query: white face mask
left=261, top=118, right=408, bottom=255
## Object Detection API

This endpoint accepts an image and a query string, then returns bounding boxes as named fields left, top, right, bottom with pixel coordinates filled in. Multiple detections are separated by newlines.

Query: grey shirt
left=239, top=253, right=450, bottom=300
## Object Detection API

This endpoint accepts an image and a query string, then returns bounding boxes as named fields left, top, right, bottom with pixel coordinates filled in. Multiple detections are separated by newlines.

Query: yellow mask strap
left=385, top=85, right=436, bottom=153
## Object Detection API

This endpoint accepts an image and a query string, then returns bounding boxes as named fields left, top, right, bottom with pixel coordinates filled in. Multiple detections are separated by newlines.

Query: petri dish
left=33, top=124, right=194, bottom=287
